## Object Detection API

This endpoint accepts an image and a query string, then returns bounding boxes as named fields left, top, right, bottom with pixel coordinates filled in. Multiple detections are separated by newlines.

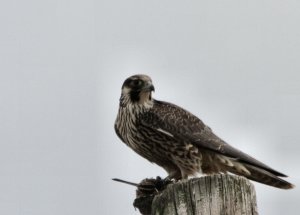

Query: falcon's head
left=120, top=74, right=155, bottom=105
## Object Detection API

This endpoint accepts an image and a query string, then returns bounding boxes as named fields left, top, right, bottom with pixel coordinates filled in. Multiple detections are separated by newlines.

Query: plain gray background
left=0, top=0, right=299, bottom=214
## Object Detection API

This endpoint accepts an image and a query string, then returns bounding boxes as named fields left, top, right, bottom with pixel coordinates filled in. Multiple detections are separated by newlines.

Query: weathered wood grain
left=151, top=174, right=258, bottom=215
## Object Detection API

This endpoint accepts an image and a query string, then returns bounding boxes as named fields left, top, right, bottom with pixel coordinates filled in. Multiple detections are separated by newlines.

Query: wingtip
left=276, top=172, right=288, bottom=177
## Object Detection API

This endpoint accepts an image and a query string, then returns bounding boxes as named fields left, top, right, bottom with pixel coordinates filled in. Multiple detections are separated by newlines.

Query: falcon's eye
left=132, top=79, right=142, bottom=86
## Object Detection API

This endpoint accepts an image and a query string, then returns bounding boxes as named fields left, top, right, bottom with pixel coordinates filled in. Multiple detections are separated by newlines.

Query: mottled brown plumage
left=115, top=74, right=294, bottom=189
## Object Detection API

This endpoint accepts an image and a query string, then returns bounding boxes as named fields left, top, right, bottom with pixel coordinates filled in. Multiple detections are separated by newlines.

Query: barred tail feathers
left=226, top=161, right=294, bottom=190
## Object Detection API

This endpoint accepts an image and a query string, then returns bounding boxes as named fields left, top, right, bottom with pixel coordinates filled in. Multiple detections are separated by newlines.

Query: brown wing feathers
left=144, top=100, right=293, bottom=189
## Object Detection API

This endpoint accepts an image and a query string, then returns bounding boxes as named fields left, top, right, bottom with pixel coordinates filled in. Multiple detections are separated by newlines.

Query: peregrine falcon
left=115, top=74, right=294, bottom=189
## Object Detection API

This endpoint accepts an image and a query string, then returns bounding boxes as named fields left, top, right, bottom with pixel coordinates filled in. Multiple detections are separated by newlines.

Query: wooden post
left=151, top=174, right=258, bottom=215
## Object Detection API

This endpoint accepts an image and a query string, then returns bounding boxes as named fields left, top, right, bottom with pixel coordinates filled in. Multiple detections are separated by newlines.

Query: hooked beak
left=142, top=82, right=155, bottom=92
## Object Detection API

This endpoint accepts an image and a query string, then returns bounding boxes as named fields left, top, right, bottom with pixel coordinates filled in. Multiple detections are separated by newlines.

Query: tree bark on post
left=151, top=174, right=258, bottom=215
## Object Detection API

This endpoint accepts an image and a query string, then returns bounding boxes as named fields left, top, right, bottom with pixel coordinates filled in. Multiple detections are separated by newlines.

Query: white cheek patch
left=122, top=87, right=131, bottom=94
left=156, top=128, right=174, bottom=137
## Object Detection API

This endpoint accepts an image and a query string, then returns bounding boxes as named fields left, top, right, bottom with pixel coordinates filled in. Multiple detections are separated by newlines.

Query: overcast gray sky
left=0, top=0, right=299, bottom=214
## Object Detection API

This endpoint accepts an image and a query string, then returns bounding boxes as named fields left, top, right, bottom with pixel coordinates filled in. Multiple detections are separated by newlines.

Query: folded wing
left=140, top=100, right=287, bottom=177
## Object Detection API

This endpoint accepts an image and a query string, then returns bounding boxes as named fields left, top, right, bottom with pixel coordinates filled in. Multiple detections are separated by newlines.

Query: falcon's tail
left=227, top=162, right=294, bottom=189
